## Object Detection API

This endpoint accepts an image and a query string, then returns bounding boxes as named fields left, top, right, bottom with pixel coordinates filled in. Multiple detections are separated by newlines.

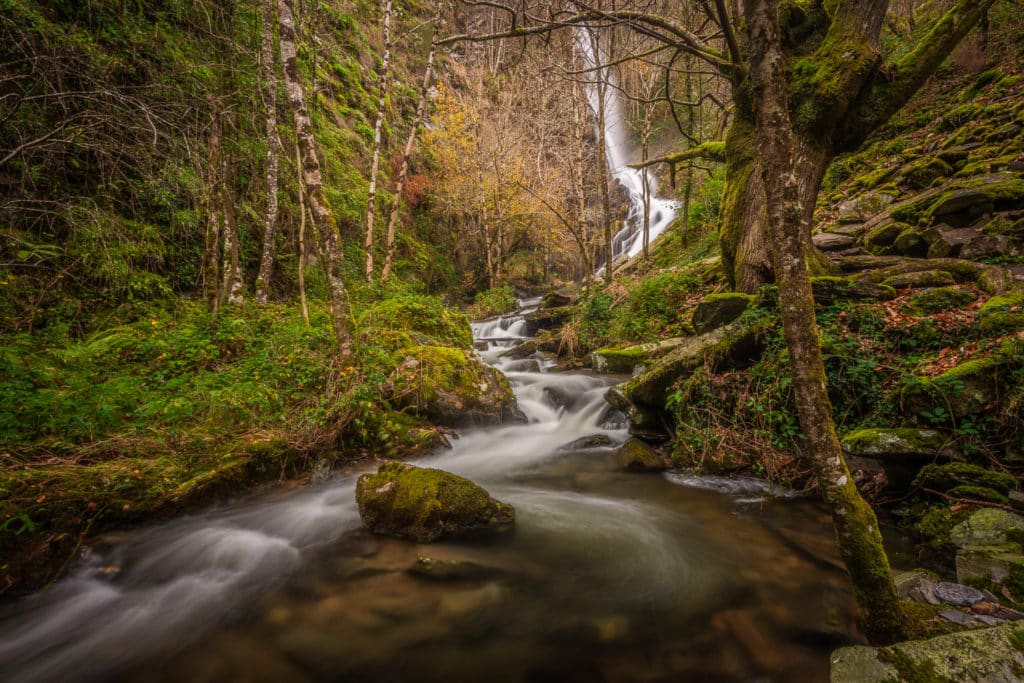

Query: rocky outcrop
left=356, top=462, right=515, bottom=542
left=691, top=293, right=754, bottom=334
left=615, top=438, right=669, bottom=471
left=830, top=622, right=1024, bottom=682
left=591, top=337, right=690, bottom=374
left=900, top=340, right=1022, bottom=419
left=841, top=428, right=958, bottom=462
left=950, top=508, right=1024, bottom=594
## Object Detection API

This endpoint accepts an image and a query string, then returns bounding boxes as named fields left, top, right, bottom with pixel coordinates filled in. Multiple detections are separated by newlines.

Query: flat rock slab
left=830, top=622, right=1024, bottom=682
left=934, top=582, right=986, bottom=607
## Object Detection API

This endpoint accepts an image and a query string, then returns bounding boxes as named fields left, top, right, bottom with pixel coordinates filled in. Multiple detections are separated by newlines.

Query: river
left=0, top=301, right=862, bottom=682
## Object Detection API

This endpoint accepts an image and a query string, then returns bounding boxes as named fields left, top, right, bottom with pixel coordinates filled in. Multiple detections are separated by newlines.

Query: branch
left=843, top=0, right=1000, bottom=147
left=629, top=141, right=726, bottom=169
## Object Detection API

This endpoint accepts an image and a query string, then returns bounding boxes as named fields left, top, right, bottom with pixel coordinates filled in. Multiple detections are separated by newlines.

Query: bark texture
left=743, top=0, right=905, bottom=644
left=255, top=0, right=280, bottom=305
left=365, top=0, right=393, bottom=283
left=203, top=108, right=222, bottom=314
left=381, top=37, right=435, bottom=283
left=279, top=0, right=352, bottom=350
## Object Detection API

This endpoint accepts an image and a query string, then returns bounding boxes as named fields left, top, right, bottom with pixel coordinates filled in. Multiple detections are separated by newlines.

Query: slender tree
left=381, top=33, right=437, bottom=283
left=365, top=0, right=394, bottom=283
left=279, top=0, right=353, bottom=350
left=255, top=0, right=281, bottom=304
left=203, top=106, right=223, bottom=314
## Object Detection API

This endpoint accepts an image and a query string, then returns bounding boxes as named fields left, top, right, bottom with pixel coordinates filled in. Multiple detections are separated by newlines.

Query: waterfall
left=578, top=29, right=680, bottom=270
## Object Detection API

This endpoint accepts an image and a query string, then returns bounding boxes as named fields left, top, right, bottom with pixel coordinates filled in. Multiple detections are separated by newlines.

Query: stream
left=0, top=301, right=862, bottom=682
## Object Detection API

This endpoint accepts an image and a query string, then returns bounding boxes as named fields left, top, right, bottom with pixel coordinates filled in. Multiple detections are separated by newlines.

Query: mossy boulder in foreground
left=356, top=462, right=515, bottom=542
left=830, top=621, right=1024, bottom=682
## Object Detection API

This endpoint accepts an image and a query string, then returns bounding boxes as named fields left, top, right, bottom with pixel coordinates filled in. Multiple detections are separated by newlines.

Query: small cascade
left=578, top=31, right=680, bottom=269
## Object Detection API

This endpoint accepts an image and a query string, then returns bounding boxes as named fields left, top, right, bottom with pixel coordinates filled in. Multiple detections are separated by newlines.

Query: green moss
left=916, top=506, right=971, bottom=549
left=592, top=346, right=650, bottom=374
left=978, top=290, right=1024, bottom=335
left=358, top=295, right=472, bottom=348
left=882, top=269, right=955, bottom=289
left=865, top=222, right=905, bottom=251
left=914, top=462, right=1017, bottom=496
left=946, top=485, right=1010, bottom=504
left=355, top=462, right=515, bottom=542
left=905, top=287, right=976, bottom=315
left=901, top=157, right=953, bottom=190
left=878, top=647, right=955, bottom=683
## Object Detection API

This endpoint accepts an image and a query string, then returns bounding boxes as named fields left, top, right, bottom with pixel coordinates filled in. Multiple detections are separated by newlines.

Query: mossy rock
left=691, top=293, right=754, bottom=334
left=829, top=622, right=1024, bottom=682
left=522, top=306, right=575, bottom=334
left=946, top=485, right=1010, bottom=505
left=359, top=296, right=472, bottom=349
left=863, top=222, right=905, bottom=251
left=592, top=346, right=645, bottom=374
left=356, top=462, right=515, bottom=542
left=810, top=276, right=897, bottom=304
left=388, top=346, right=524, bottom=427
left=893, top=227, right=928, bottom=257
left=882, top=269, right=956, bottom=289
left=956, top=544, right=1024, bottom=596
left=901, top=157, right=953, bottom=190
left=889, top=173, right=1024, bottom=225
left=615, top=438, right=668, bottom=471
left=978, top=289, right=1024, bottom=335
left=841, top=428, right=957, bottom=462
left=900, top=341, right=1022, bottom=419
left=904, top=287, right=977, bottom=315
left=950, top=508, right=1024, bottom=549
left=914, top=462, right=1016, bottom=498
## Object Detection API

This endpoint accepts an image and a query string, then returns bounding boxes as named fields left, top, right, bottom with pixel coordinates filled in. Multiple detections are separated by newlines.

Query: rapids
left=0, top=300, right=862, bottom=682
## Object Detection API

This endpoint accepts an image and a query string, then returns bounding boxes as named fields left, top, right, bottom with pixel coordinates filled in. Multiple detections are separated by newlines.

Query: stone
left=810, top=277, right=897, bottom=304
left=952, top=509, right=1024, bottom=549
left=813, top=232, right=857, bottom=251
left=500, top=339, right=541, bottom=360
left=900, top=342, right=1020, bottom=419
left=591, top=337, right=689, bottom=374
left=691, top=293, right=754, bottom=334
left=540, top=291, right=574, bottom=308
left=893, top=227, right=928, bottom=257
left=615, top=438, right=668, bottom=471
left=406, top=556, right=496, bottom=581
left=956, top=545, right=1024, bottom=590
left=893, top=569, right=940, bottom=600
left=841, top=428, right=958, bottom=461
left=837, top=190, right=897, bottom=223
left=558, top=434, right=615, bottom=451
left=829, top=622, right=1024, bottom=682
left=914, top=463, right=1017, bottom=499
left=882, top=269, right=956, bottom=289
left=355, top=462, right=515, bottom=543
left=961, top=234, right=1022, bottom=261
left=977, top=289, right=1024, bottom=335
left=389, top=346, right=526, bottom=427
left=924, top=225, right=982, bottom=259
left=863, top=222, right=905, bottom=251
left=933, top=582, right=986, bottom=606
left=938, top=607, right=976, bottom=625
left=521, top=306, right=575, bottom=334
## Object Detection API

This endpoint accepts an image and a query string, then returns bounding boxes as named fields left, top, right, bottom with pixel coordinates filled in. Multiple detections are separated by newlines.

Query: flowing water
left=578, top=30, right=680, bottom=267
left=0, top=301, right=862, bottom=682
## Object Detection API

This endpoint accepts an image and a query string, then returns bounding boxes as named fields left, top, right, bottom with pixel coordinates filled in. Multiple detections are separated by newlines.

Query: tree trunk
left=742, top=0, right=905, bottom=644
left=296, top=144, right=310, bottom=326
left=595, top=72, right=613, bottom=284
left=219, top=165, right=245, bottom=306
left=203, top=108, right=222, bottom=314
left=381, top=37, right=435, bottom=283
left=364, top=0, right=393, bottom=283
left=279, top=0, right=352, bottom=351
left=255, top=0, right=280, bottom=305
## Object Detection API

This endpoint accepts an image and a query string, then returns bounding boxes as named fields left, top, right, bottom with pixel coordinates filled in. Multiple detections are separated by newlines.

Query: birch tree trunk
left=742, top=0, right=904, bottom=643
left=295, top=145, right=310, bottom=326
left=364, top=0, right=393, bottom=283
left=381, top=38, right=435, bottom=283
left=220, top=163, right=245, bottom=306
left=279, top=0, right=352, bottom=350
left=592, top=53, right=613, bottom=284
left=255, top=0, right=280, bottom=304
left=203, top=108, right=222, bottom=314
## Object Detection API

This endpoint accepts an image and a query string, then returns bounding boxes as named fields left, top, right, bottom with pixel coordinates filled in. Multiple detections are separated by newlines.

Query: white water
left=578, top=31, right=680, bottom=268
left=0, top=300, right=854, bottom=683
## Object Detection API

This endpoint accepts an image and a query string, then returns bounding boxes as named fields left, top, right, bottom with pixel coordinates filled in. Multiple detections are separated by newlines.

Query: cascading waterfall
left=578, top=30, right=680, bottom=269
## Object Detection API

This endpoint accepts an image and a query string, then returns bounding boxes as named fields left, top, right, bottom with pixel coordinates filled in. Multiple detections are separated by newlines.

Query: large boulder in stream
left=388, top=346, right=526, bottom=427
left=356, top=462, right=515, bottom=542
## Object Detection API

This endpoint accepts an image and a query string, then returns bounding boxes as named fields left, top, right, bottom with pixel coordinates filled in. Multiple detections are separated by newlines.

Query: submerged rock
left=830, top=621, right=1024, bottom=682
left=558, top=434, right=615, bottom=451
left=615, top=438, right=669, bottom=471
left=356, top=462, right=515, bottom=543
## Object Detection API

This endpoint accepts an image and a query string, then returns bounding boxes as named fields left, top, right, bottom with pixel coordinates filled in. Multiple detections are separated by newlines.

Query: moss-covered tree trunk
left=720, top=0, right=999, bottom=292
left=364, top=0, right=393, bottom=283
left=279, top=0, right=352, bottom=351
left=743, top=0, right=906, bottom=644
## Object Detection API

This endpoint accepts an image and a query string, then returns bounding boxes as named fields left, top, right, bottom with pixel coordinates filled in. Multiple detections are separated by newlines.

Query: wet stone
left=938, top=608, right=975, bottom=625
left=558, top=434, right=615, bottom=451
left=933, top=581, right=985, bottom=607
